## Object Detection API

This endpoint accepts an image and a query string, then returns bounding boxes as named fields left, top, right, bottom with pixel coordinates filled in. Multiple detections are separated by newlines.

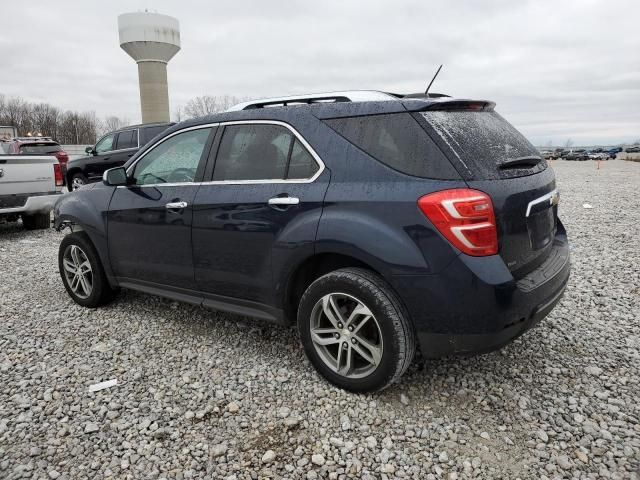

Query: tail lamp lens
left=53, top=163, right=64, bottom=187
left=55, top=151, right=68, bottom=166
left=418, top=189, right=498, bottom=256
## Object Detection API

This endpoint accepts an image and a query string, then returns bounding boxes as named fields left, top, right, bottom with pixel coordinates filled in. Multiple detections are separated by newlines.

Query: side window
left=286, top=139, right=319, bottom=179
left=95, top=133, right=116, bottom=154
left=132, top=128, right=211, bottom=185
left=212, top=124, right=318, bottom=181
left=141, top=125, right=170, bottom=145
left=325, top=113, right=459, bottom=179
left=115, top=130, right=137, bottom=150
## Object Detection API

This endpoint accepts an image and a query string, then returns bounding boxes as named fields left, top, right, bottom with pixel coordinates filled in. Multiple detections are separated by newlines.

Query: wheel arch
left=282, top=252, right=384, bottom=325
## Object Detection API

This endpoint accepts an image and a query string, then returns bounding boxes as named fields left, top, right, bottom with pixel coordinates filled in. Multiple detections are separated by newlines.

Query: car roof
left=170, top=91, right=494, bottom=131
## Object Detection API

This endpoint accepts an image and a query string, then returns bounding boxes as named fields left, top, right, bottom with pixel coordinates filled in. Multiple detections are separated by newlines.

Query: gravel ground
left=1, top=160, right=638, bottom=480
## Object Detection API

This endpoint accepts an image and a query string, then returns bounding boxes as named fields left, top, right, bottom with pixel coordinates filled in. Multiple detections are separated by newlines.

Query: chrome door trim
left=525, top=189, right=559, bottom=217
left=122, top=120, right=326, bottom=188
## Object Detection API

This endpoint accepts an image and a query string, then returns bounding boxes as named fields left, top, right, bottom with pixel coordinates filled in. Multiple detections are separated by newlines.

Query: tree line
left=1, top=93, right=247, bottom=145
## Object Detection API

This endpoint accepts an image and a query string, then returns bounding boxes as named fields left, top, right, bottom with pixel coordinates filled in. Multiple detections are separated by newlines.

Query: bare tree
left=564, top=138, right=573, bottom=149
left=100, top=116, right=130, bottom=136
left=0, top=93, right=128, bottom=144
left=183, top=95, right=245, bottom=119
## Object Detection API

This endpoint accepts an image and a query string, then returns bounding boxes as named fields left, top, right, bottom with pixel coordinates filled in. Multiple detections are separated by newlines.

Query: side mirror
left=103, top=167, right=128, bottom=187
left=85, top=146, right=96, bottom=155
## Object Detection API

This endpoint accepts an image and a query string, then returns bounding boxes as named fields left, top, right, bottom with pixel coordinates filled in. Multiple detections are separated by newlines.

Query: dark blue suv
left=54, top=91, right=570, bottom=392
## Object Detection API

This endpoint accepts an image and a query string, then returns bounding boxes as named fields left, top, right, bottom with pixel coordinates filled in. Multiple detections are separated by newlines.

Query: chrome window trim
left=123, top=120, right=325, bottom=188
left=525, top=189, right=559, bottom=217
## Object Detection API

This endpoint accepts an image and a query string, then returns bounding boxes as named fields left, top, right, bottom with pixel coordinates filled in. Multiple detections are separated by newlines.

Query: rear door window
left=140, top=125, right=170, bottom=145
left=419, top=111, right=546, bottom=179
left=115, top=129, right=137, bottom=150
left=212, top=124, right=319, bottom=181
left=325, top=113, right=460, bottom=179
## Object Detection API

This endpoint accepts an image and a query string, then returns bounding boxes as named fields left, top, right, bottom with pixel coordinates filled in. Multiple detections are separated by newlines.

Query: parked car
left=54, top=90, right=570, bottom=392
left=624, top=146, right=640, bottom=153
left=541, top=150, right=557, bottom=160
left=65, top=122, right=173, bottom=191
left=564, top=150, right=588, bottom=161
left=587, top=152, right=607, bottom=160
left=607, top=148, right=620, bottom=159
left=5, top=137, right=69, bottom=177
left=0, top=152, right=64, bottom=228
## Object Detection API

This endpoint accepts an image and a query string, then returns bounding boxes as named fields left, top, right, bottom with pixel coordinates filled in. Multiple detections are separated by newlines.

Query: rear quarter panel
left=312, top=140, right=467, bottom=277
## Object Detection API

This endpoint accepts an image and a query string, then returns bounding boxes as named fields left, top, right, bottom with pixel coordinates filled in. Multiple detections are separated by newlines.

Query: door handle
left=268, top=197, right=300, bottom=206
left=165, top=201, right=188, bottom=209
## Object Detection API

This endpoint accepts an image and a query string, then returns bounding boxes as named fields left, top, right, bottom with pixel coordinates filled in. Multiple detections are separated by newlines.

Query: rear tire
left=58, top=232, right=116, bottom=307
left=297, top=267, right=415, bottom=393
left=22, top=212, right=50, bottom=230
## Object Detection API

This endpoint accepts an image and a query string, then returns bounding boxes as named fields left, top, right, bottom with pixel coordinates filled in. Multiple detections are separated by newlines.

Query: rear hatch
left=414, top=105, right=558, bottom=277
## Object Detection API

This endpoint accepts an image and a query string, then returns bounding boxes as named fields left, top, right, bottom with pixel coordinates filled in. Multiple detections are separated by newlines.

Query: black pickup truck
left=65, top=122, right=173, bottom=191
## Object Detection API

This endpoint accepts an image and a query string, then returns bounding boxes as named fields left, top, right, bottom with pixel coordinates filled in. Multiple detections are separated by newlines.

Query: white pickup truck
left=0, top=154, right=64, bottom=229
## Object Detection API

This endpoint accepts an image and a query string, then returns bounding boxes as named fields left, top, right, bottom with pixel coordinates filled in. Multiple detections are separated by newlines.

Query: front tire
left=58, top=232, right=116, bottom=307
left=22, top=212, right=50, bottom=230
left=298, top=268, right=415, bottom=393
left=69, top=173, right=88, bottom=192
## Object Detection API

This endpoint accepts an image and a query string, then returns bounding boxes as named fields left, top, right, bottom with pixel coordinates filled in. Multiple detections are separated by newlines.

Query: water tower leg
left=137, top=61, right=170, bottom=123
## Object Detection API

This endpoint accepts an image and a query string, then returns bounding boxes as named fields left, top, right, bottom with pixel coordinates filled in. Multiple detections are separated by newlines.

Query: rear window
left=19, top=143, right=61, bottom=154
left=325, top=113, right=460, bottom=179
left=419, top=111, right=546, bottom=179
left=141, top=125, right=170, bottom=145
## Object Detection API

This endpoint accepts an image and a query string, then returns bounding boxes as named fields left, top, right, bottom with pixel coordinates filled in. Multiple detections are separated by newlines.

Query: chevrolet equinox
left=54, top=91, right=570, bottom=392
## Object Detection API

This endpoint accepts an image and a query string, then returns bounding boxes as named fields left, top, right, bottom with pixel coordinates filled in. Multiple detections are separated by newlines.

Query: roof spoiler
left=409, top=99, right=496, bottom=112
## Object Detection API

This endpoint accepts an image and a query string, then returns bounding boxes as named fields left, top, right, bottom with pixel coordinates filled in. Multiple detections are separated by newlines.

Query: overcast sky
left=3, top=0, right=639, bottom=145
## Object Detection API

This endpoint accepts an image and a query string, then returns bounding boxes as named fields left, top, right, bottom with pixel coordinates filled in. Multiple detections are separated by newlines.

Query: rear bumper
left=0, top=191, right=63, bottom=216
left=391, top=226, right=570, bottom=358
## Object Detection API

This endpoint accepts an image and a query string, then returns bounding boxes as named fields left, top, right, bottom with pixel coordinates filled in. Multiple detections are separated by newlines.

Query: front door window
left=132, top=128, right=212, bottom=185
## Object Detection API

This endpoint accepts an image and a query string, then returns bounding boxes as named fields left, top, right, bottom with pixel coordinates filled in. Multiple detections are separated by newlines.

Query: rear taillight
left=418, top=189, right=498, bottom=256
left=55, top=151, right=69, bottom=167
left=53, top=163, right=64, bottom=187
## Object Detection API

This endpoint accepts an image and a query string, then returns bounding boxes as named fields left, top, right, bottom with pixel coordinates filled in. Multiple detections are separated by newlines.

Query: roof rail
left=227, top=90, right=399, bottom=111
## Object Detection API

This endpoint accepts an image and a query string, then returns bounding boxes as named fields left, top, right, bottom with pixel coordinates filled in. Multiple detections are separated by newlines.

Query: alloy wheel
left=72, top=177, right=85, bottom=190
left=309, top=292, right=383, bottom=379
left=62, top=244, right=93, bottom=299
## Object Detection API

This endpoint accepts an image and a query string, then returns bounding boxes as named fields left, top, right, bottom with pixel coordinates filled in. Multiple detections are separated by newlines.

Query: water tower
left=118, top=12, right=181, bottom=123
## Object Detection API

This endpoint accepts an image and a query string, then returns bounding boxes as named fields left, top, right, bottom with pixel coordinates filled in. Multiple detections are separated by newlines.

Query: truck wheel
left=297, top=268, right=416, bottom=393
left=70, top=173, right=88, bottom=191
left=58, top=232, right=116, bottom=307
left=22, top=213, right=51, bottom=230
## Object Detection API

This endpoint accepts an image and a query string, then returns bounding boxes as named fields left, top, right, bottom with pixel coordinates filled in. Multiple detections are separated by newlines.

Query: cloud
left=2, top=0, right=639, bottom=144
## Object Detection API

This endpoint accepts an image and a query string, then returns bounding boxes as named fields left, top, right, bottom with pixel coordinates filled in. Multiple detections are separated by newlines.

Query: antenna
left=425, top=64, right=443, bottom=96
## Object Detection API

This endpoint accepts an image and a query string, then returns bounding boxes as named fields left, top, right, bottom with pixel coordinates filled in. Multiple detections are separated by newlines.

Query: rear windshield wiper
left=499, top=156, right=542, bottom=169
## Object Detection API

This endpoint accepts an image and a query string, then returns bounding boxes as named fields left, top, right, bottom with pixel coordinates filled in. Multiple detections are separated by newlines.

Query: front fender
left=53, top=184, right=117, bottom=282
